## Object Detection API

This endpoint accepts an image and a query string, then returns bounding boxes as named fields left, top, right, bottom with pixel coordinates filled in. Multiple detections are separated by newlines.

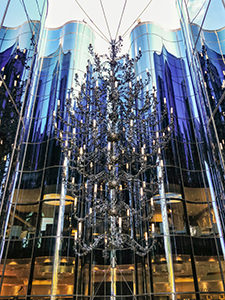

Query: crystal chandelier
left=53, top=38, right=174, bottom=257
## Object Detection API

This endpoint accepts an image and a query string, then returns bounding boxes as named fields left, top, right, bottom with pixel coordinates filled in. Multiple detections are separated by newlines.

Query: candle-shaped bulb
left=170, top=107, right=173, bottom=114
left=63, top=158, right=67, bottom=167
left=94, top=183, right=97, bottom=194
left=164, top=97, right=166, bottom=104
left=89, top=207, right=92, bottom=214
left=129, top=81, right=132, bottom=88
left=151, top=197, right=154, bottom=207
left=74, top=230, right=78, bottom=241
left=130, top=119, right=134, bottom=127
left=115, top=81, right=118, bottom=88
left=119, top=184, right=123, bottom=191
left=118, top=217, right=122, bottom=228
left=93, top=119, right=96, bottom=127
left=78, top=222, right=82, bottom=236
left=80, top=147, right=83, bottom=155
left=107, top=142, right=111, bottom=151
left=152, top=223, right=155, bottom=233
left=127, top=209, right=130, bottom=217
left=58, top=99, right=60, bottom=106
left=74, top=197, right=77, bottom=207
left=144, top=232, right=148, bottom=242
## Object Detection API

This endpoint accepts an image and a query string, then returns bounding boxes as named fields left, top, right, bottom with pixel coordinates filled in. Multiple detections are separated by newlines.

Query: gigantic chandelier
left=53, top=38, right=174, bottom=257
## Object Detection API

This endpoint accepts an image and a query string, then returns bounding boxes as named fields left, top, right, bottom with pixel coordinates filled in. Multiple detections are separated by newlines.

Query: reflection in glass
left=0, top=3, right=225, bottom=298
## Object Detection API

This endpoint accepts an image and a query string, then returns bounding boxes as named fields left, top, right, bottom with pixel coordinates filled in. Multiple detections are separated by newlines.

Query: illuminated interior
left=0, top=0, right=225, bottom=299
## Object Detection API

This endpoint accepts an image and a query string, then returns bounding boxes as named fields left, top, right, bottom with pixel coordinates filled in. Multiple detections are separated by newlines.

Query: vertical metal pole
left=110, top=250, right=116, bottom=300
left=50, top=157, right=68, bottom=299
left=158, top=162, right=176, bottom=299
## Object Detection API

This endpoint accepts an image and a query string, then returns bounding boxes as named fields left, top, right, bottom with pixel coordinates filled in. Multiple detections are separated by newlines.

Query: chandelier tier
left=53, top=38, right=174, bottom=257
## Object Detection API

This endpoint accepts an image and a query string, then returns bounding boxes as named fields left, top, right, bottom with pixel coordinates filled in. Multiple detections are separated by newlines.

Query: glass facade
left=130, top=9, right=225, bottom=299
left=0, top=0, right=224, bottom=299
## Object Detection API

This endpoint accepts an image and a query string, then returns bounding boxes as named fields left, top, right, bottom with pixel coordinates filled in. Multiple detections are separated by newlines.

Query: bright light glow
left=46, top=0, right=180, bottom=54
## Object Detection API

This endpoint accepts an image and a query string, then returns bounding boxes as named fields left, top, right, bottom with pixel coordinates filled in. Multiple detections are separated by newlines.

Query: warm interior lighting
left=153, top=192, right=182, bottom=203
left=43, top=193, right=74, bottom=205
left=160, top=257, right=166, bottom=262
left=176, top=256, right=182, bottom=262
left=32, top=280, right=51, bottom=285
left=8, top=261, right=18, bottom=265
left=208, top=257, right=216, bottom=262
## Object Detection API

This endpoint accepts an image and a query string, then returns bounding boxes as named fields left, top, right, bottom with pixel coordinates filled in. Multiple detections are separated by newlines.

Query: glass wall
left=176, top=0, right=225, bottom=217
left=0, top=4, right=48, bottom=297
left=130, top=21, right=225, bottom=299
left=0, top=1, right=224, bottom=299
left=0, top=0, right=48, bottom=201
left=177, top=0, right=225, bottom=262
left=0, top=18, right=95, bottom=298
